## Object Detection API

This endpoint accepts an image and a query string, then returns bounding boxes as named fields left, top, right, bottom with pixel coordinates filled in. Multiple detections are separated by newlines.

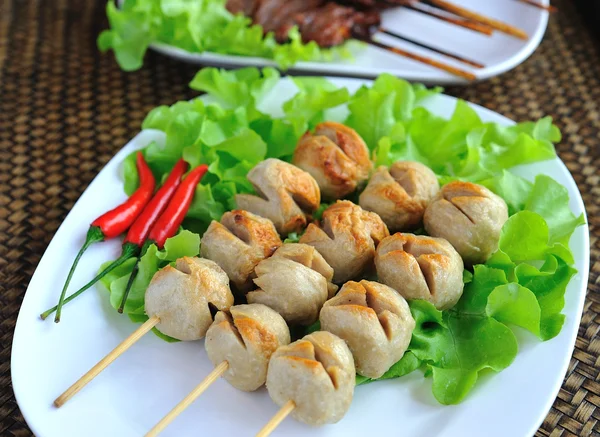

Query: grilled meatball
left=247, top=243, right=337, bottom=325
left=201, top=210, right=282, bottom=292
left=205, top=304, right=290, bottom=391
left=375, top=233, right=464, bottom=310
left=293, top=122, right=372, bottom=200
left=359, top=161, right=439, bottom=232
left=145, top=257, right=234, bottom=341
left=235, top=158, right=321, bottom=236
left=424, top=181, right=509, bottom=265
left=266, top=331, right=355, bottom=426
left=299, top=200, right=389, bottom=283
left=320, top=280, right=415, bottom=378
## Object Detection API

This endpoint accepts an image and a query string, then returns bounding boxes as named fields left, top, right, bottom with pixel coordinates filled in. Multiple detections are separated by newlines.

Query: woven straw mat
left=0, top=0, right=598, bottom=435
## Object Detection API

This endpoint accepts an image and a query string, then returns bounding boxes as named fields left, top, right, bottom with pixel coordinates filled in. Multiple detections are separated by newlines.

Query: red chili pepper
left=118, top=164, right=208, bottom=312
left=48, top=152, right=155, bottom=323
left=148, top=164, right=209, bottom=248
left=124, top=159, right=189, bottom=247
left=41, top=159, right=189, bottom=321
left=91, top=152, right=156, bottom=239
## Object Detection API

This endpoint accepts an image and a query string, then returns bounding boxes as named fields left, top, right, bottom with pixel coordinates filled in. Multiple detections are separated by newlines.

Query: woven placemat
left=0, top=0, right=598, bottom=435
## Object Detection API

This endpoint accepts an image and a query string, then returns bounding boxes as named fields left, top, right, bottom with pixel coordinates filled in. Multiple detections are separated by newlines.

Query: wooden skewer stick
left=517, top=0, right=557, bottom=13
left=358, top=36, right=477, bottom=81
left=379, top=28, right=485, bottom=68
left=404, top=3, right=494, bottom=36
left=256, top=400, right=296, bottom=437
left=424, top=0, right=529, bottom=40
left=145, top=361, right=230, bottom=437
left=54, top=315, right=160, bottom=408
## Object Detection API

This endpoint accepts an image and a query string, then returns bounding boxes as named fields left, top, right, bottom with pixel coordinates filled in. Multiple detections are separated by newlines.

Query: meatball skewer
left=148, top=244, right=336, bottom=435
left=256, top=331, right=356, bottom=437
left=146, top=304, right=290, bottom=437
left=53, top=257, right=235, bottom=407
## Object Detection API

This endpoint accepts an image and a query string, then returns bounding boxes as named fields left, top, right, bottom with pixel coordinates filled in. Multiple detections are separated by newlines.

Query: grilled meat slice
left=293, top=3, right=356, bottom=47
left=254, top=0, right=325, bottom=41
left=225, top=0, right=380, bottom=46
left=290, top=2, right=380, bottom=46
left=226, top=0, right=259, bottom=16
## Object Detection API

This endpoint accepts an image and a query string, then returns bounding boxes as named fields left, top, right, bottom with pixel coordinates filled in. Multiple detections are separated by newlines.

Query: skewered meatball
left=266, top=331, right=355, bottom=426
left=375, top=233, right=464, bottom=310
left=247, top=243, right=337, bottom=325
left=293, top=121, right=372, bottom=200
left=359, top=161, right=439, bottom=232
left=424, top=181, right=509, bottom=265
left=201, top=210, right=282, bottom=292
left=320, top=280, right=415, bottom=379
left=235, top=158, right=321, bottom=235
left=299, top=200, right=389, bottom=283
left=205, top=304, right=290, bottom=391
left=145, top=257, right=234, bottom=341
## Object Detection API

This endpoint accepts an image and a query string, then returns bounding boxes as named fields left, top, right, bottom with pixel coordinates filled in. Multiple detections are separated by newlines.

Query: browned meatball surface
left=320, top=280, right=415, bottom=378
left=205, top=304, right=290, bottom=391
left=266, top=331, right=355, bottom=426
left=293, top=121, right=372, bottom=200
left=359, top=161, right=439, bottom=232
left=235, top=158, right=321, bottom=235
left=201, top=210, right=281, bottom=291
left=424, top=181, right=508, bottom=265
left=375, top=233, right=464, bottom=310
left=300, top=200, right=389, bottom=283
left=145, top=257, right=234, bottom=341
left=247, top=243, right=337, bottom=325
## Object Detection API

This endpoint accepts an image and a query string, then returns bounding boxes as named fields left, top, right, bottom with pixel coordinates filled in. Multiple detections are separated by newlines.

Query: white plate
left=12, top=77, right=588, bottom=437
left=147, top=0, right=549, bottom=85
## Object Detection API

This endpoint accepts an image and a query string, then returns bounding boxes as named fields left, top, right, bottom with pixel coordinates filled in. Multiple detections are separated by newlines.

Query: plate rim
left=11, top=76, right=590, bottom=437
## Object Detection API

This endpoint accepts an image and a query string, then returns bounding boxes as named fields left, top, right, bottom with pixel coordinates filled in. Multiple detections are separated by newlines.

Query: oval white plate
left=147, top=0, right=550, bottom=85
left=12, top=77, right=588, bottom=437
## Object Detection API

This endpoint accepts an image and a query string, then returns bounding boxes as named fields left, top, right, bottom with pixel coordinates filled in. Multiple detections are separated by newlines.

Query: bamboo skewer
left=255, top=400, right=296, bottom=437
left=53, top=315, right=160, bottom=408
left=423, top=0, right=529, bottom=40
left=517, top=0, right=557, bottom=13
left=379, top=28, right=485, bottom=68
left=145, top=361, right=230, bottom=437
left=358, top=36, right=477, bottom=81
left=404, top=3, right=494, bottom=36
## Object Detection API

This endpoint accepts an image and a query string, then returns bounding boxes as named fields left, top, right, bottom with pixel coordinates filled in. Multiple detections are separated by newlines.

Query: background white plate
left=12, top=77, right=588, bottom=437
left=148, top=0, right=550, bottom=85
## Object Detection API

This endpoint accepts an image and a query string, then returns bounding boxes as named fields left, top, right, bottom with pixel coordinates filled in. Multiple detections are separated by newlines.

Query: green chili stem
left=43, top=242, right=139, bottom=321
left=118, top=258, right=140, bottom=314
left=52, top=226, right=104, bottom=323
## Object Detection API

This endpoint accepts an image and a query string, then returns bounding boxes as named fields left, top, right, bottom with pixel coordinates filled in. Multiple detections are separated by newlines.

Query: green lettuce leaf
left=189, top=67, right=280, bottom=109
left=514, top=256, right=577, bottom=340
left=409, top=300, right=518, bottom=405
left=486, top=283, right=541, bottom=337
left=283, top=77, right=350, bottom=133
left=356, top=352, right=421, bottom=386
left=481, top=170, right=533, bottom=215
left=524, top=175, right=586, bottom=246
left=345, top=74, right=441, bottom=150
